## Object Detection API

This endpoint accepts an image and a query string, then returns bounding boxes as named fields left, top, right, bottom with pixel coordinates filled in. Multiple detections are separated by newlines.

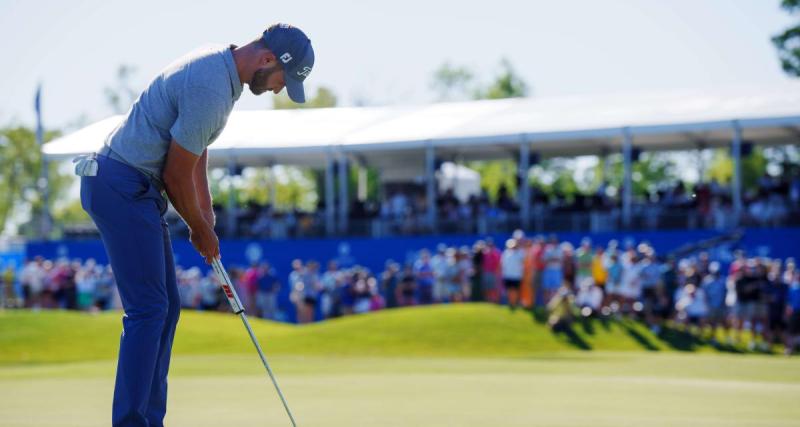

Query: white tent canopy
left=44, top=88, right=800, bottom=172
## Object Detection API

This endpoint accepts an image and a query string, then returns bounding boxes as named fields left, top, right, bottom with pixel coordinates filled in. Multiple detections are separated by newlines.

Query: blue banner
left=25, top=227, right=800, bottom=276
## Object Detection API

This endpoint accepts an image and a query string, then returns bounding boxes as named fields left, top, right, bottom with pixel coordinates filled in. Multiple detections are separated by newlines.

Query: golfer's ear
left=262, top=49, right=277, bottom=66
left=163, top=140, right=200, bottom=185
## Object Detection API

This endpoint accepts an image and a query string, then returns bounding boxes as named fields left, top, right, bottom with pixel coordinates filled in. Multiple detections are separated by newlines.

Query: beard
left=249, top=66, right=278, bottom=95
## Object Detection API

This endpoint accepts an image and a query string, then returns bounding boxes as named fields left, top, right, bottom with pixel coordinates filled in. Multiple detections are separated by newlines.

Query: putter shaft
left=212, top=258, right=298, bottom=427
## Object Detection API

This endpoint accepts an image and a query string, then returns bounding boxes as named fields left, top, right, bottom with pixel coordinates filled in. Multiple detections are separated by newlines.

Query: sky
left=1, top=0, right=798, bottom=130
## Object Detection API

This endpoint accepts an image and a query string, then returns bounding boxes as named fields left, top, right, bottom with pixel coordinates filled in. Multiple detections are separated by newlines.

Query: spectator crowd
left=3, top=231, right=800, bottom=355
left=158, top=169, right=800, bottom=240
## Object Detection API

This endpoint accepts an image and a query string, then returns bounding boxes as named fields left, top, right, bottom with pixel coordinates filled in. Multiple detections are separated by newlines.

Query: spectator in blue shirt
left=255, top=261, right=280, bottom=320
left=786, top=271, right=800, bottom=355
left=414, top=251, right=435, bottom=305
left=701, top=262, right=729, bottom=345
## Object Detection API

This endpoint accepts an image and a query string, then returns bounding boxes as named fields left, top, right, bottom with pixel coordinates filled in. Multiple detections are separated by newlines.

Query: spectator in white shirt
left=501, top=239, right=525, bottom=310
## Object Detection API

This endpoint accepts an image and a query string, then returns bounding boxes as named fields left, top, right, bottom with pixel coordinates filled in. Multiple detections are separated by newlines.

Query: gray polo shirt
left=106, top=44, right=243, bottom=188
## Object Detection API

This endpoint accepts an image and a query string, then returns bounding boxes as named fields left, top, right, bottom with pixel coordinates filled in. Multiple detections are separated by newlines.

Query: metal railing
left=60, top=204, right=800, bottom=240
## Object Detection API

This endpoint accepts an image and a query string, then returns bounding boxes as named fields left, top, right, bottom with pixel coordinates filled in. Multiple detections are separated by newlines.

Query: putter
left=211, top=257, right=298, bottom=427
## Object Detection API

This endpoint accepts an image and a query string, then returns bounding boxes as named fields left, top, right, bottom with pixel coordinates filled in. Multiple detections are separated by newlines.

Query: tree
left=773, top=0, right=800, bottom=77
left=210, top=166, right=319, bottom=212
left=474, top=59, right=529, bottom=100
left=430, top=62, right=474, bottom=101
left=529, top=158, right=584, bottom=201
left=468, top=160, right=519, bottom=201
left=595, top=153, right=679, bottom=200
left=707, top=148, right=768, bottom=192
left=273, top=86, right=337, bottom=109
left=430, top=58, right=530, bottom=101
left=104, top=65, right=139, bottom=114
left=0, top=126, right=73, bottom=237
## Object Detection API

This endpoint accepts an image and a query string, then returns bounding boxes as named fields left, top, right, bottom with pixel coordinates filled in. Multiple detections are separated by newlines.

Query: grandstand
left=44, top=88, right=800, bottom=239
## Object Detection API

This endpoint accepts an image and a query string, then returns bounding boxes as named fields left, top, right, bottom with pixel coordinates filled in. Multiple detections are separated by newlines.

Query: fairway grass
left=1, top=353, right=799, bottom=427
left=0, top=304, right=768, bottom=364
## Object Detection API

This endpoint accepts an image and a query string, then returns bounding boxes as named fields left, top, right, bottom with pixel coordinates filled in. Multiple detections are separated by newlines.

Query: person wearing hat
left=77, top=24, right=314, bottom=427
left=501, top=238, right=525, bottom=309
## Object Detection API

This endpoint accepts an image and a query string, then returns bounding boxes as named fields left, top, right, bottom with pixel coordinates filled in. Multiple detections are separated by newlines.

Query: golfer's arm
left=163, top=140, right=208, bottom=232
left=193, top=148, right=215, bottom=226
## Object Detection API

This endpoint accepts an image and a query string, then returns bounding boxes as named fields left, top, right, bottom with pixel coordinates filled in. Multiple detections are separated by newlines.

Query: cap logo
left=280, top=52, right=293, bottom=64
left=297, top=66, right=312, bottom=78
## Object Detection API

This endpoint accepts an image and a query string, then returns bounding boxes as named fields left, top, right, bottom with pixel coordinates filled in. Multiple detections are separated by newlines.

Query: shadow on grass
left=654, top=324, right=745, bottom=354
left=598, top=316, right=612, bottom=332
left=528, top=305, right=751, bottom=354
left=552, top=322, right=593, bottom=351
left=655, top=326, right=704, bottom=351
left=579, top=316, right=596, bottom=335
left=617, top=319, right=660, bottom=351
left=710, top=341, right=746, bottom=354
left=529, top=307, right=548, bottom=324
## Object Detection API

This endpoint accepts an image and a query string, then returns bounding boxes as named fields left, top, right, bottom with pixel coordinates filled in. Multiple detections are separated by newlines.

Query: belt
left=98, top=144, right=128, bottom=164
left=97, top=144, right=166, bottom=193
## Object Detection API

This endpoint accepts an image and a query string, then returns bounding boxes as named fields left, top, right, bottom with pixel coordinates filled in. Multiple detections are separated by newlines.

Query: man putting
left=78, top=24, right=314, bottom=427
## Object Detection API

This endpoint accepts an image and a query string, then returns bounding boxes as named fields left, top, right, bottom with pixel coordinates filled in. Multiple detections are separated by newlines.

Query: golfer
left=77, top=24, right=314, bottom=427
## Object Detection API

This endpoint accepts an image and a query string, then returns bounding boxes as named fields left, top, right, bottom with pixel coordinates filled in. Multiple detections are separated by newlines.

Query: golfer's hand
left=190, top=224, right=220, bottom=264
left=202, top=209, right=216, bottom=228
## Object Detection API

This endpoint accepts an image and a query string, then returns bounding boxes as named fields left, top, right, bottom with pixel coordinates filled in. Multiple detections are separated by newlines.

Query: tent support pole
left=519, top=137, right=531, bottom=230
left=338, top=150, right=349, bottom=234
left=325, top=149, right=335, bottom=236
left=426, top=142, right=437, bottom=232
left=622, top=128, right=633, bottom=229
left=731, top=121, right=743, bottom=225
left=226, top=152, right=237, bottom=238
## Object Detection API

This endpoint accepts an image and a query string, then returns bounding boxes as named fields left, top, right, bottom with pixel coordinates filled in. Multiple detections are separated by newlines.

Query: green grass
left=1, top=354, right=799, bottom=427
left=0, top=303, right=753, bottom=364
left=1, top=305, right=799, bottom=426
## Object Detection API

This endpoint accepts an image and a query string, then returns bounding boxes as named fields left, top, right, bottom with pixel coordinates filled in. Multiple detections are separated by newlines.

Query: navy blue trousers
left=81, top=155, right=180, bottom=427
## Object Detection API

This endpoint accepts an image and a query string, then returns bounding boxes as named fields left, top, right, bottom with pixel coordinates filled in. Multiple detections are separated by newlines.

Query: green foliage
left=430, top=58, right=530, bottom=102
left=474, top=58, right=529, bottom=100
left=781, top=0, right=800, bottom=12
left=210, top=166, right=318, bottom=211
left=707, top=148, right=768, bottom=191
left=272, top=86, right=337, bottom=109
left=430, top=62, right=474, bottom=101
left=347, top=164, right=380, bottom=203
left=53, top=199, right=91, bottom=226
left=772, top=0, right=800, bottom=77
left=529, top=158, right=585, bottom=201
left=0, top=126, right=73, bottom=237
left=587, top=152, right=678, bottom=200
left=467, top=160, right=518, bottom=201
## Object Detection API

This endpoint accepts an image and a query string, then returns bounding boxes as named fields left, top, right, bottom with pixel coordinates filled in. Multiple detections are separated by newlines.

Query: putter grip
left=212, top=259, right=245, bottom=314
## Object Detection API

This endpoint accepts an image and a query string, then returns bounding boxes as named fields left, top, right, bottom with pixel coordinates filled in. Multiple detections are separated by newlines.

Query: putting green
left=1, top=353, right=799, bottom=427
left=2, top=306, right=799, bottom=426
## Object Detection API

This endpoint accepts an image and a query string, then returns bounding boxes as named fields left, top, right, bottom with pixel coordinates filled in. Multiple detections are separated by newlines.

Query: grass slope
left=0, top=303, right=747, bottom=364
